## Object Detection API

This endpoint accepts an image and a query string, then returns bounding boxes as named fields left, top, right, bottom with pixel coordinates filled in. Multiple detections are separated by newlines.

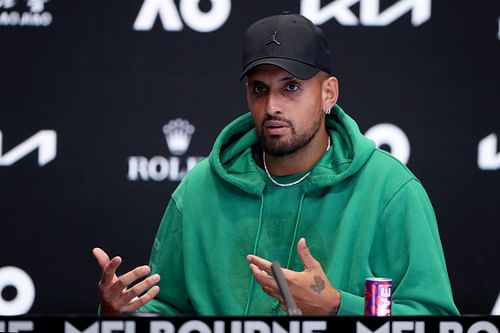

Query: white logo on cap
left=266, top=30, right=281, bottom=46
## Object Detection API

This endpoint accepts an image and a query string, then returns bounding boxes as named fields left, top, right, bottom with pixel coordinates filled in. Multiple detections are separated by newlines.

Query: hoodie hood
left=208, top=105, right=375, bottom=196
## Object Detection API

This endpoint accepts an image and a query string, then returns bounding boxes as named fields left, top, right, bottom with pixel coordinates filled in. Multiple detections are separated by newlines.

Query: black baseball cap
left=240, top=12, right=332, bottom=80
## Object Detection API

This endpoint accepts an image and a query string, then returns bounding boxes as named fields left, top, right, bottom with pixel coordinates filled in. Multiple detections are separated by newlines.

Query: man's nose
left=264, top=91, right=283, bottom=115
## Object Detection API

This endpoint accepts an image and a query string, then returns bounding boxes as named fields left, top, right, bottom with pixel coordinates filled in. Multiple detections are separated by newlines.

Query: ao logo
left=0, top=266, right=35, bottom=315
left=365, top=124, right=411, bottom=164
left=134, top=0, right=231, bottom=32
left=478, top=133, right=500, bottom=170
left=133, top=0, right=431, bottom=32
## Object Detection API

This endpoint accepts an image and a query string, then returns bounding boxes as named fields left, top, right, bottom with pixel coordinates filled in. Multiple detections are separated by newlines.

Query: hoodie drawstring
left=271, top=192, right=306, bottom=313
left=285, top=192, right=305, bottom=270
left=244, top=194, right=265, bottom=315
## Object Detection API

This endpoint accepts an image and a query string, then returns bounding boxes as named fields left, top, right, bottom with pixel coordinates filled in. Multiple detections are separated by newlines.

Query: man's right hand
left=92, top=247, right=161, bottom=315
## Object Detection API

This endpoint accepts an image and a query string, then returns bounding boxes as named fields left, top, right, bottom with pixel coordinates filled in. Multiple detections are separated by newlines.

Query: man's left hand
left=247, top=238, right=340, bottom=315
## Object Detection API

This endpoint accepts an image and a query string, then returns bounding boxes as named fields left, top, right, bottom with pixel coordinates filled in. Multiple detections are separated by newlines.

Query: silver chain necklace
left=263, top=137, right=331, bottom=187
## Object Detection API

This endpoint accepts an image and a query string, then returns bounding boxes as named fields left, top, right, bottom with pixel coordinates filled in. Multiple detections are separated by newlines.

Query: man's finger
left=250, top=263, right=278, bottom=289
left=121, top=274, right=161, bottom=304
left=246, top=255, right=272, bottom=274
left=262, top=285, right=282, bottom=301
left=93, top=247, right=111, bottom=269
left=279, top=302, right=287, bottom=311
left=101, top=256, right=122, bottom=286
left=108, top=265, right=151, bottom=295
left=122, top=285, right=160, bottom=313
left=297, top=238, right=317, bottom=271
left=120, top=265, right=152, bottom=287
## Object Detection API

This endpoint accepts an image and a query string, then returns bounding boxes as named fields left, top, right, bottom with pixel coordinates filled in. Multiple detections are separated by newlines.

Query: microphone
left=271, top=261, right=302, bottom=316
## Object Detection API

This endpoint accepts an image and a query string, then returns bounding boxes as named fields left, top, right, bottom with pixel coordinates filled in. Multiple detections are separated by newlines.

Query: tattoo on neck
left=310, top=275, right=325, bottom=294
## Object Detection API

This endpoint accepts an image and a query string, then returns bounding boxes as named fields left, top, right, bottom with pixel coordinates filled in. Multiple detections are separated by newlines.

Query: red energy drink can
left=364, top=277, right=392, bottom=316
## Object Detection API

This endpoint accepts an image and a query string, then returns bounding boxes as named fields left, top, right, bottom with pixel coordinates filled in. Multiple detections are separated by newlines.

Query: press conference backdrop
left=0, top=0, right=498, bottom=316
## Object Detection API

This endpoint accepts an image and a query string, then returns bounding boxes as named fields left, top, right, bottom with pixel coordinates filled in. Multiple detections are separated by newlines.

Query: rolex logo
left=128, top=118, right=202, bottom=182
left=162, top=118, right=195, bottom=156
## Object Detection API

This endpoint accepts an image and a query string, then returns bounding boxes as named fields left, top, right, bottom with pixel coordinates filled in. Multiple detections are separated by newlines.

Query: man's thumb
left=92, top=247, right=110, bottom=269
left=297, top=238, right=317, bottom=270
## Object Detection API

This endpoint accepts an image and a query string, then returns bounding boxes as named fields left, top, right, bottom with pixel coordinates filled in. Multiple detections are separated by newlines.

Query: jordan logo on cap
left=266, top=31, right=281, bottom=46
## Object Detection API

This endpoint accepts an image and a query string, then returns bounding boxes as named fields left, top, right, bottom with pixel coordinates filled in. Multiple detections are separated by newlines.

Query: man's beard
left=258, top=115, right=323, bottom=157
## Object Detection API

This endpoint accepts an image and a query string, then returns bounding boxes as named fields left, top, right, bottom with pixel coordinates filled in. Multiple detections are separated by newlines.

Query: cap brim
left=240, top=58, right=320, bottom=81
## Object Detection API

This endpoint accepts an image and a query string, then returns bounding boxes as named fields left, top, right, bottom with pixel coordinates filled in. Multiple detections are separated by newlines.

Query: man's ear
left=321, top=76, right=339, bottom=113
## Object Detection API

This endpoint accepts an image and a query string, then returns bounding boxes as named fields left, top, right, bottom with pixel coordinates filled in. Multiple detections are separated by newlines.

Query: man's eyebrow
left=280, top=76, right=297, bottom=81
left=247, top=79, right=265, bottom=86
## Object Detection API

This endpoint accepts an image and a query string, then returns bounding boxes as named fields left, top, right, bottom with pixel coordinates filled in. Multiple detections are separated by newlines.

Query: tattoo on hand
left=310, top=275, right=325, bottom=294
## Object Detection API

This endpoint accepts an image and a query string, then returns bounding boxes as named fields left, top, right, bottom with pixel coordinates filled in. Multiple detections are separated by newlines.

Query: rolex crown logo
left=162, top=118, right=195, bottom=156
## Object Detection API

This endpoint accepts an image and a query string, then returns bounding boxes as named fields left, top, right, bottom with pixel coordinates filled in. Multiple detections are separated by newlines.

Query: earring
left=324, top=106, right=331, bottom=115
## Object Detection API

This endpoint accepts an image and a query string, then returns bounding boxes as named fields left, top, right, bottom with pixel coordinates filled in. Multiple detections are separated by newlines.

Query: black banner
left=1, top=316, right=500, bottom=333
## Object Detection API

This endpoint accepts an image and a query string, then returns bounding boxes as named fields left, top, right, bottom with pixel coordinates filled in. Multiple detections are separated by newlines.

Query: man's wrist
left=328, top=289, right=341, bottom=315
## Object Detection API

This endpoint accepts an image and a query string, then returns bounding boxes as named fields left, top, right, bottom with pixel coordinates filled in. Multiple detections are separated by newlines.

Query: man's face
left=246, top=64, right=325, bottom=156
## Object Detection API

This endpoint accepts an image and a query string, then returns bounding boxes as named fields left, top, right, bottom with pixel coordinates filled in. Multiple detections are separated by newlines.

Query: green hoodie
left=141, top=105, right=459, bottom=316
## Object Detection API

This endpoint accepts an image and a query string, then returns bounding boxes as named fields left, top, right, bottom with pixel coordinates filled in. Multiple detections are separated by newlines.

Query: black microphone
left=271, top=261, right=302, bottom=316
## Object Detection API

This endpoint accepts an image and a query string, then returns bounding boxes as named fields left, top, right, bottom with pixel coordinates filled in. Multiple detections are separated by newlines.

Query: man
left=93, top=12, right=459, bottom=316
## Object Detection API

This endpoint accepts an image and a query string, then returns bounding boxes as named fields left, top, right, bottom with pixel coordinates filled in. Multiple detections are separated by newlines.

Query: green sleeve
left=337, top=291, right=364, bottom=315
left=338, top=179, right=459, bottom=316
left=139, top=197, right=195, bottom=315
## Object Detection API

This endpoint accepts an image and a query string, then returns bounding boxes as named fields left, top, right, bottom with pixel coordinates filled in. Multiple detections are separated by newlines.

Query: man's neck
left=265, top=130, right=330, bottom=176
